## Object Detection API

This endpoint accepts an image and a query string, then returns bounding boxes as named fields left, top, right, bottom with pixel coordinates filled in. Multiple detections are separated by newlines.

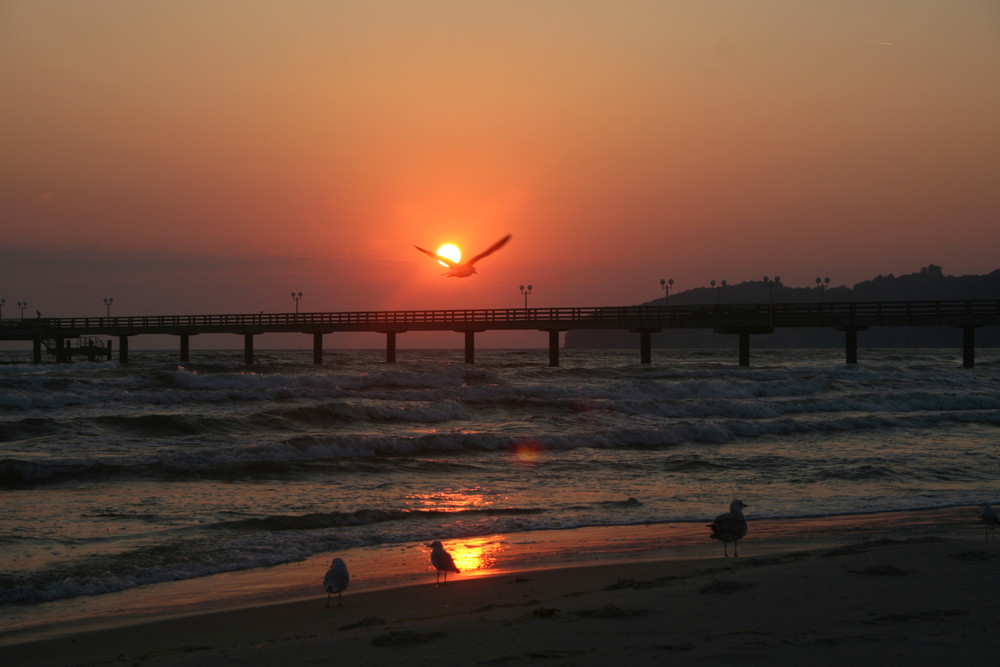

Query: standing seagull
left=323, top=557, right=350, bottom=607
left=981, top=503, right=999, bottom=541
left=428, top=540, right=460, bottom=585
left=414, top=234, right=512, bottom=278
left=708, top=500, right=749, bottom=558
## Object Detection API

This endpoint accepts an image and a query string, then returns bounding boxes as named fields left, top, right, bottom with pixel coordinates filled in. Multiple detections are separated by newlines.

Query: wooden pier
left=1, top=300, right=998, bottom=368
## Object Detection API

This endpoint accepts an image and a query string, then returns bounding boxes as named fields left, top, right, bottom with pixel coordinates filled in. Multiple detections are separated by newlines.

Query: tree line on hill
left=564, top=265, right=1000, bottom=349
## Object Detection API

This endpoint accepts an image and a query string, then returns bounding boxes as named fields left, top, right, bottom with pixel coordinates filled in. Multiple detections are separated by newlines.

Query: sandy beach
left=3, top=511, right=998, bottom=666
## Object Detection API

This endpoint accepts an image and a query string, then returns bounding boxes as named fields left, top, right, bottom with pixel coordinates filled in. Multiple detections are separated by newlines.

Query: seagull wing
left=466, top=234, right=511, bottom=266
left=414, top=244, right=456, bottom=267
left=710, top=512, right=747, bottom=541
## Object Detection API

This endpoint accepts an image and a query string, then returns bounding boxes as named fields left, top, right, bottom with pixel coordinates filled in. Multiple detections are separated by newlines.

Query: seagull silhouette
left=708, top=499, right=748, bottom=558
left=323, top=557, right=350, bottom=607
left=414, top=234, right=511, bottom=278
left=428, top=540, right=460, bottom=585
left=981, top=502, right=999, bottom=541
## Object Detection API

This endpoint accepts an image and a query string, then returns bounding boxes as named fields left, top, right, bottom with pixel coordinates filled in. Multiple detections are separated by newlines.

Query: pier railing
left=1, top=299, right=998, bottom=336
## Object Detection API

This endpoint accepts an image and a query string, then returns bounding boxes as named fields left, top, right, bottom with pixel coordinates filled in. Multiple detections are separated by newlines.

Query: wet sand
left=2, top=508, right=997, bottom=665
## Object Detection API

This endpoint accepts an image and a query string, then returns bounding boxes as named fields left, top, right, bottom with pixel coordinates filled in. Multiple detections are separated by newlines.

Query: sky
left=1, top=1, right=998, bottom=348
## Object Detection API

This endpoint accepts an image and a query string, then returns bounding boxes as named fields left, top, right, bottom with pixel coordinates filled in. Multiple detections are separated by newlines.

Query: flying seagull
left=428, top=540, right=460, bottom=585
left=323, top=557, right=350, bottom=607
left=414, top=234, right=512, bottom=278
left=981, top=502, right=999, bottom=541
left=708, top=499, right=748, bottom=558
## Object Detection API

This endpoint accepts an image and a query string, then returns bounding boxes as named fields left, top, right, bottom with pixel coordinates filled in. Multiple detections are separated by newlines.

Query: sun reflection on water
left=509, top=438, right=546, bottom=466
left=406, top=489, right=490, bottom=512
left=404, top=488, right=514, bottom=577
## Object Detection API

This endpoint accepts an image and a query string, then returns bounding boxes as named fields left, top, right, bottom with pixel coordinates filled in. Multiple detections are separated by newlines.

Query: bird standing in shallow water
left=323, top=557, right=349, bottom=607
left=428, top=540, right=460, bottom=585
left=708, top=500, right=748, bottom=557
left=414, top=234, right=511, bottom=278
left=981, top=503, right=999, bottom=541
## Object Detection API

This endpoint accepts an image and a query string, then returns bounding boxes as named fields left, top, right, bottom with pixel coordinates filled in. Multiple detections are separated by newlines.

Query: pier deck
left=2, top=300, right=997, bottom=367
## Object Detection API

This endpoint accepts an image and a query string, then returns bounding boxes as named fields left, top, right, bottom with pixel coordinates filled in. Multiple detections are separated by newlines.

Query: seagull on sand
left=708, top=500, right=748, bottom=558
left=981, top=503, right=999, bottom=541
left=428, top=540, right=460, bottom=585
left=414, top=234, right=511, bottom=278
left=323, top=557, right=350, bottom=607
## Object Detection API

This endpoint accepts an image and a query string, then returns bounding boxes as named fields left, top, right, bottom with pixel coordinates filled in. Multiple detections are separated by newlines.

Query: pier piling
left=548, top=330, right=560, bottom=367
left=313, top=333, right=324, bottom=365
left=738, top=331, right=750, bottom=367
left=464, top=331, right=475, bottom=364
left=963, top=325, right=977, bottom=369
left=386, top=332, right=396, bottom=364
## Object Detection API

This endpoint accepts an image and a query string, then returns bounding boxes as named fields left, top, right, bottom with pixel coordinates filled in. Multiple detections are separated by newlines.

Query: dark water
left=2, top=347, right=998, bottom=612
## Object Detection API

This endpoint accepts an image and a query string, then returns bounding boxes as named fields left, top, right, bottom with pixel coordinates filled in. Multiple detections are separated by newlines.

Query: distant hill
left=564, top=265, right=1000, bottom=349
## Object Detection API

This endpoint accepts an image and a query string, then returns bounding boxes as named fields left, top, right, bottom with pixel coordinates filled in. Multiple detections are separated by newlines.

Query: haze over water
left=2, top=347, right=998, bottom=632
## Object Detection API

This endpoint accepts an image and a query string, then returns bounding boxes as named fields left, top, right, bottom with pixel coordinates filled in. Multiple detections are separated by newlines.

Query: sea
left=2, top=346, right=999, bottom=633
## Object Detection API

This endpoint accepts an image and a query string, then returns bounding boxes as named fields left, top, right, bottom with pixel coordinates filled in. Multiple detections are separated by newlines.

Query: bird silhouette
left=981, top=503, right=999, bottom=541
left=414, top=234, right=511, bottom=277
left=708, top=500, right=748, bottom=557
left=428, top=540, right=460, bottom=585
left=323, top=557, right=350, bottom=607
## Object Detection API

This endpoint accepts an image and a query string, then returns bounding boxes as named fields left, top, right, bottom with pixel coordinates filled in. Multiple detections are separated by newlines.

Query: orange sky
left=1, top=1, right=998, bottom=345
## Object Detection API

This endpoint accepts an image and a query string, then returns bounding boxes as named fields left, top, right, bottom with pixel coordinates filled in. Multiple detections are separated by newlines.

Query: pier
left=1, top=299, right=998, bottom=368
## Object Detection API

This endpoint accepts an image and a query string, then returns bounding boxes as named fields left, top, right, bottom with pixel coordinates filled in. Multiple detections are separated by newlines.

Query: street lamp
left=815, top=276, right=830, bottom=302
left=104, top=297, right=114, bottom=317
left=710, top=280, right=727, bottom=304
left=763, top=275, right=781, bottom=301
left=291, top=291, right=302, bottom=314
left=17, top=301, right=27, bottom=320
left=659, top=278, right=673, bottom=305
left=519, top=284, right=533, bottom=309
left=763, top=275, right=780, bottom=326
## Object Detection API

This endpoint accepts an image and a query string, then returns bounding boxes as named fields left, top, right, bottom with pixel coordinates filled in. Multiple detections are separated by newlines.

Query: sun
left=435, top=244, right=462, bottom=267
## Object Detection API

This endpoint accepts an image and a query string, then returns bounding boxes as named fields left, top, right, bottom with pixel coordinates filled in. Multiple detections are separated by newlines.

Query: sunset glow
left=0, top=1, right=997, bottom=343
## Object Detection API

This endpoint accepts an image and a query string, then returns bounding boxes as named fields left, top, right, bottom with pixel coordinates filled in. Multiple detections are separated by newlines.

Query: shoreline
left=1, top=506, right=986, bottom=652
left=3, top=532, right=998, bottom=665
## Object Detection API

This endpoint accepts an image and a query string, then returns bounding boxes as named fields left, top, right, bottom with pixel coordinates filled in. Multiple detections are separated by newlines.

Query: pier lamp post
left=763, top=275, right=780, bottom=326
left=659, top=278, right=673, bottom=305
left=104, top=297, right=114, bottom=317
left=763, top=275, right=782, bottom=301
left=815, top=276, right=830, bottom=302
left=719, top=280, right=727, bottom=304
left=291, top=291, right=302, bottom=314
left=17, top=301, right=27, bottom=320
left=519, top=284, right=533, bottom=309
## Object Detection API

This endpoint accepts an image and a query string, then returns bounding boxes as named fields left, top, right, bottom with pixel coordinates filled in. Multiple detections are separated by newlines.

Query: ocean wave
left=0, top=500, right=642, bottom=606
left=260, top=399, right=468, bottom=426
left=217, top=506, right=548, bottom=532
left=5, top=405, right=1000, bottom=489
